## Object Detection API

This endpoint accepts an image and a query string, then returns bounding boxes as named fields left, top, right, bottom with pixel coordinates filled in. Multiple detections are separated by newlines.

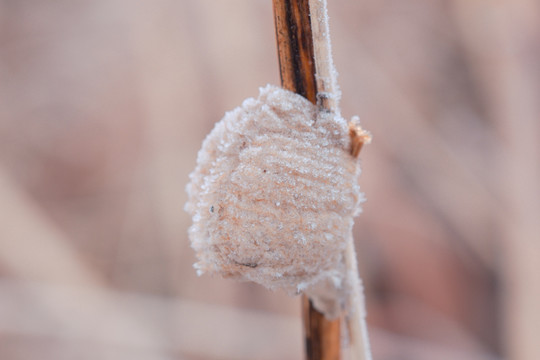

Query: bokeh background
left=1, top=1, right=539, bottom=359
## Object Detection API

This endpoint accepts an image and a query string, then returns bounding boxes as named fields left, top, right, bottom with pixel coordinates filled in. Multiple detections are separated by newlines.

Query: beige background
left=1, top=1, right=539, bottom=359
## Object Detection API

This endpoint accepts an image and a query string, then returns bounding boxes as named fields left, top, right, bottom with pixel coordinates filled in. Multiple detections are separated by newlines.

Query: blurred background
left=1, top=0, right=539, bottom=359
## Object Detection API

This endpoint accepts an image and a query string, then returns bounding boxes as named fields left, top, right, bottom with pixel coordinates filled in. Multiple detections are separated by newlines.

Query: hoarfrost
left=185, top=85, right=364, bottom=317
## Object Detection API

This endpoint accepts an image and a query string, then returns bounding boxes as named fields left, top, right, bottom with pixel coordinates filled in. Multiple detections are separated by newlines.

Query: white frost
left=185, top=85, right=363, bottom=317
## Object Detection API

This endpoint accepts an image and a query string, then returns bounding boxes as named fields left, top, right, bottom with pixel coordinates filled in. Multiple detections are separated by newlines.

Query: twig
left=272, top=1, right=371, bottom=359
left=272, top=1, right=340, bottom=359
left=272, top=0, right=317, bottom=102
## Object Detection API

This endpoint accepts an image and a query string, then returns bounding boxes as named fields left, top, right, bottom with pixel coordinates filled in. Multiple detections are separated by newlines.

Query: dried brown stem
left=272, top=0, right=317, bottom=103
left=272, top=1, right=341, bottom=359
left=273, top=1, right=373, bottom=359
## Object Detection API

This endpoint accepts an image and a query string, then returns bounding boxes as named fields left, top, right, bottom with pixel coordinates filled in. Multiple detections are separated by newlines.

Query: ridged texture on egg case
left=185, top=85, right=363, bottom=313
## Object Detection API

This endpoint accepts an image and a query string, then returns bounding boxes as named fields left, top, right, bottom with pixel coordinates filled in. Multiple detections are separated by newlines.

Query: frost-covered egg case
left=185, top=85, right=364, bottom=315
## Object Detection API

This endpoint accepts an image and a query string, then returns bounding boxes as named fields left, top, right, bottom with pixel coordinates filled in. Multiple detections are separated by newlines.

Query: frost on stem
left=185, top=85, right=365, bottom=317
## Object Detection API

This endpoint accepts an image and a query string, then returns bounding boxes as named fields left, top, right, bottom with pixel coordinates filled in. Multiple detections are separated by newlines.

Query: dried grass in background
left=1, top=1, right=539, bottom=359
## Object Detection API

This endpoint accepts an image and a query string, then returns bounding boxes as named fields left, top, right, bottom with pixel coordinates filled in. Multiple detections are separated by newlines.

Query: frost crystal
left=185, top=85, right=364, bottom=317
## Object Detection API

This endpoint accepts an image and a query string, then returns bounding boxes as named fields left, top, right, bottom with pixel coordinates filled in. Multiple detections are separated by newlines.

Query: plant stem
left=272, top=1, right=341, bottom=359
left=273, top=1, right=372, bottom=359
left=272, top=0, right=317, bottom=102
left=302, top=296, right=342, bottom=360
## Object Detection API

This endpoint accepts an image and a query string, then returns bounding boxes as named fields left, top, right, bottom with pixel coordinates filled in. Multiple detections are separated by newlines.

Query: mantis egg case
left=185, top=85, right=363, bottom=309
